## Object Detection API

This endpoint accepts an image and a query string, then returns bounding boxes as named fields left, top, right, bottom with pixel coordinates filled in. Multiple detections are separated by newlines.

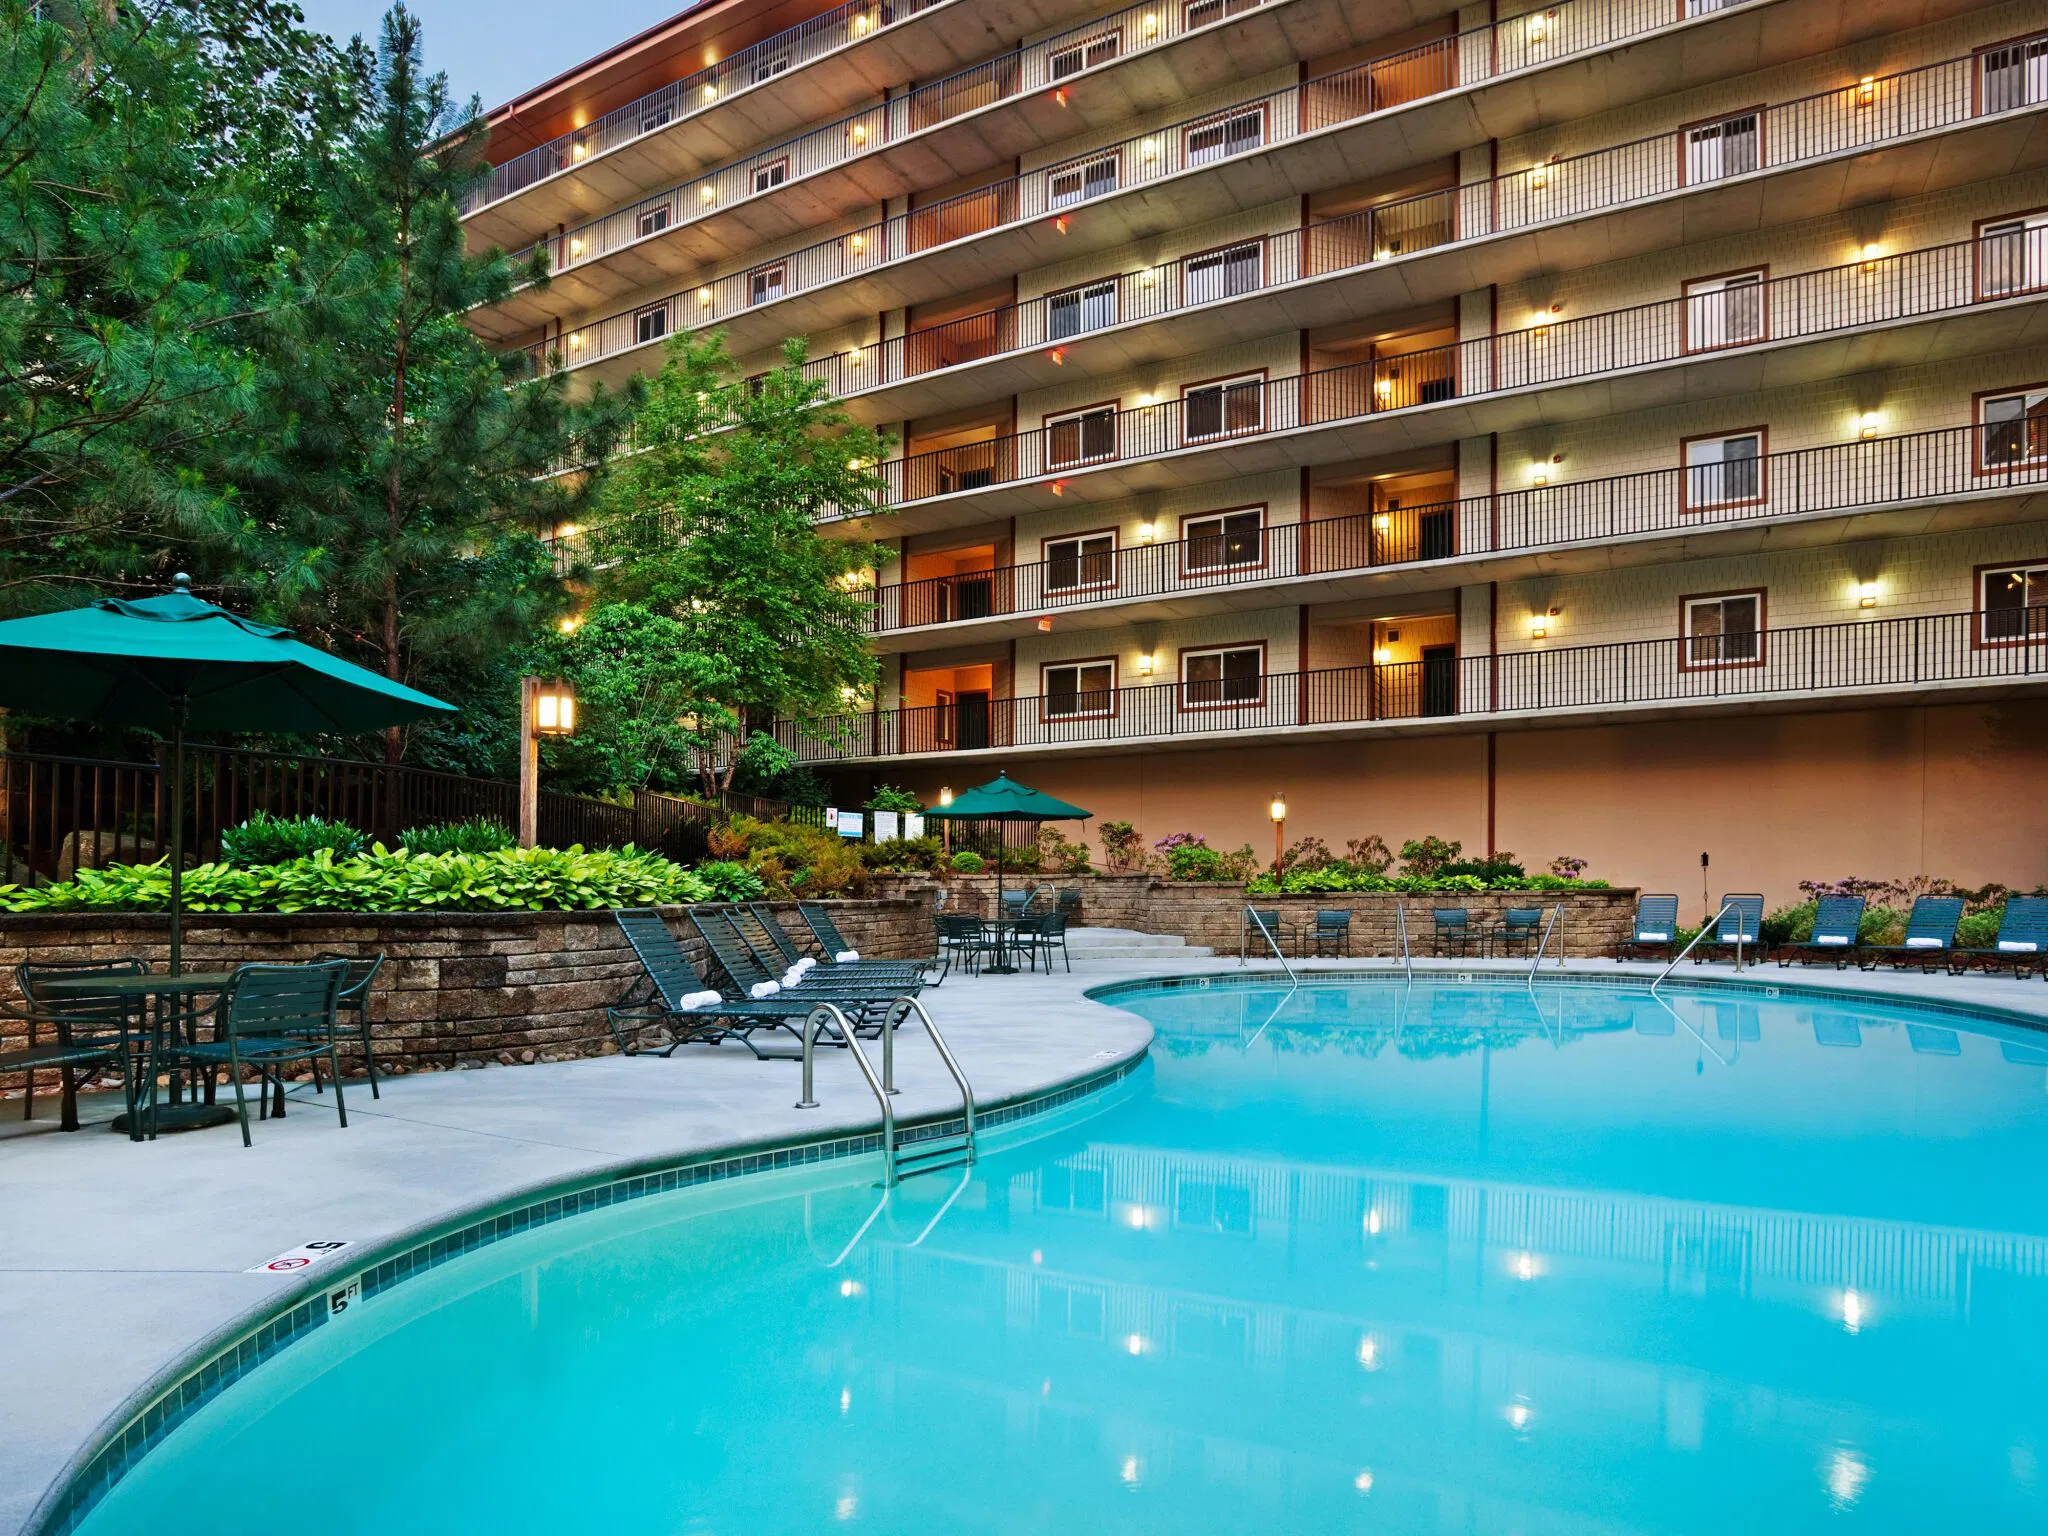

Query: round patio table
left=36, top=971, right=237, bottom=1135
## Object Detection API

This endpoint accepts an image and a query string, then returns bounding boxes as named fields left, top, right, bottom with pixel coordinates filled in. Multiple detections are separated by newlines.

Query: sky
left=293, top=0, right=692, bottom=112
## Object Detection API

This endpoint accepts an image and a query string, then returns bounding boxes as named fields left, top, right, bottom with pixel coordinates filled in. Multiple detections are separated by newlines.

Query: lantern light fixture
left=532, top=679, right=576, bottom=736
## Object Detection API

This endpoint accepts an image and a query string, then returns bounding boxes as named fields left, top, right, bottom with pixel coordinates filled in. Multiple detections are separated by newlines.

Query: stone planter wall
left=0, top=899, right=929, bottom=1090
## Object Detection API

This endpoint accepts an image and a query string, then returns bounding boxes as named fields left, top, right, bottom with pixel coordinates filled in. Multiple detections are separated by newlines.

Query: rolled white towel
left=678, top=990, right=723, bottom=1011
left=835, top=949, right=860, bottom=963
left=781, top=966, right=807, bottom=987
left=1999, top=940, right=2040, bottom=952
left=793, top=956, right=817, bottom=972
left=749, top=980, right=782, bottom=998
left=1904, top=936, right=1942, bottom=948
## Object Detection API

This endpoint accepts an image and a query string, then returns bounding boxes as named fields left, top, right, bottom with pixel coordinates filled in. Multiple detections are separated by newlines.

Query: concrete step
left=1062, top=927, right=1213, bottom=961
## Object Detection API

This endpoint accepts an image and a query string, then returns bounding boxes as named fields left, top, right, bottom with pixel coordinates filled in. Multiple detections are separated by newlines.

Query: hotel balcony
left=856, top=421, right=2048, bottom=645
left=812, top=228, right=2048, bottom=535
left=503, top=31, right=2048, bottom=377
left=777, top=604, right=2048, bottom=762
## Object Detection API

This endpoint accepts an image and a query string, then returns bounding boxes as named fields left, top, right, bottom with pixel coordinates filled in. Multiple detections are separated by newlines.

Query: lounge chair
left=180, top=962, right=350, bottom=1148
left=1948, top=896, right=2048, bottom=976
left=1857, top=896, right=1965, bottom=971
left=1616, top=895, right=1681, bottom=962
left=690, top=909, right=914, bottom=1037
left=796, top=902, right=942, bottom=983
left=2, top=958, right=149, bottom=1134
left=1776, top=895, right=1867, bottom=969
left=1431, top=908, right=1475, bottom=958
left=1691, top=894, right=1765, bottom=964
left=741, top=903, right=933, bottom=987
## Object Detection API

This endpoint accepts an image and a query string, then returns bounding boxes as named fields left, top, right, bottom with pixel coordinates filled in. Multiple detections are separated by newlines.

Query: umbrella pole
left=987, top=821, right=1018, bottom=974
left=168, top=699, right=185, bottom=977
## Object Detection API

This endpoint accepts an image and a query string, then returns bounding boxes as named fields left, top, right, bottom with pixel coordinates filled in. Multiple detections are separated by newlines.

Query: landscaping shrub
left=1549, top=854, right=1589, bottom=879
left=1957, top=907, right=2005, bottom=949
left=951, top=850, right=986, bottom=873
left=864, top=784, right=924, bottom=813
left=710, top=816, right=865, bottom=897
left=1096, top=820, right=1147, bottom=873
left=0, top=845, right=712, bottom=914
left=1440, top=855, right=1525, bottom=883
left=862, top=835, right=945, bottom=872
left=1398, top=836, right=1462, bottom=878
left=693, top=859, right=766, bottom=902
left=1245, top=866, right=1611, bottom=895
left=1345, top=836, right=1394, bottom=874
left=397, top=818, right=515, bottom=855
left=218, top=812, right=365, bottom=866
left=1037, top=825, right=1094, bottom=875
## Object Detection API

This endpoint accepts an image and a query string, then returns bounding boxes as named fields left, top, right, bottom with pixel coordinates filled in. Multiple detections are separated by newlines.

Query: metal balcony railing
left=863, top=421, right=2048, bottom=632
left=519, top=22, right=2036, bottom=366
left=779, top=606, right=2048, bottom=761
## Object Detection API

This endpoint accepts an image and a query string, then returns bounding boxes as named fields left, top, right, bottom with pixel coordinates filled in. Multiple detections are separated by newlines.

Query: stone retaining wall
left=0, top=899, right=930, bottom=1088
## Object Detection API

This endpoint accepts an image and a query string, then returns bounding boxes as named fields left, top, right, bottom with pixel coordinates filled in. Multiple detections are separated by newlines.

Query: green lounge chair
left=1858, top=896, right=1965, bottom=971
left=1616, top=895, right=1680, bottom=962
left=690, top=908, right=912, bottom=1037
left=796, top=902, right=942, bottom=981
left=1776, top=895, right=1866, bottom=969
left=744, top=903, right=934, bottom=986
left=1691, top=895, right=1764, bottom=964
left=1947, top=896, right=2048, bottom=976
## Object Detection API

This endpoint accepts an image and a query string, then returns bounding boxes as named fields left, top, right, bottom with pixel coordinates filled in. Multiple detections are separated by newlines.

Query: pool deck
left=7, top=953, right=2048, bottom=1534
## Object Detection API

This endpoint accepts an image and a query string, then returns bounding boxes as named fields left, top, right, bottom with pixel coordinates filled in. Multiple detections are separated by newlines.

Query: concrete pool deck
left=8, top=952, right=2048, bottom=1534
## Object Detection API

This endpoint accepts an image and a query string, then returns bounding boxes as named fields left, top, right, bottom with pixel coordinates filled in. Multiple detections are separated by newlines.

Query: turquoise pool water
left=73, top=979, right=2048, bottom=1534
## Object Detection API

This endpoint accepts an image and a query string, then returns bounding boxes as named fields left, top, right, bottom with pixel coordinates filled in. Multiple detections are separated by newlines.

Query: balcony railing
left=523, top=25, right=2031, bottom=373
left=865, top=421, right=2048, bottom=632
left=779, top=606, right=2048, bottom=760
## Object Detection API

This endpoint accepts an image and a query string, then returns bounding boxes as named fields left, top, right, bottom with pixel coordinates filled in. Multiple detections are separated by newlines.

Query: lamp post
left=519, top=676, right=577, bottom=848
left=938, top=785, right=954, bottom=855
left=1269, top=791, right=1288, bottom=872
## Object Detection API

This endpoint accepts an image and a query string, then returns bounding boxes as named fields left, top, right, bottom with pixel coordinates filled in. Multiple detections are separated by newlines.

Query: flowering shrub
left=1246, top=867, right=1609, bottom=895
left=1549, top=855, right=1589, bottom=880
left=1398, top=836, right=1462, bottom=878
left=1096, top=820, right=1147, bottom=872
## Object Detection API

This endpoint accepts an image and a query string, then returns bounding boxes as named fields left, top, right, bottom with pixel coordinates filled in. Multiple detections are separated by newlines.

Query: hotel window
left=1980, top=388, right=2048, bottom=466
left=640, top=101, right=673, bottom=133
left=1046, top=532, right=1117, bottom=591
left=1047, top=278, right=1118, bottom=340
left=634, top=303, right=669, bottom=345
left=1683, top=111, right=1759, bottom=183
left=1184, top=241, right=1262, bottom=304
left=1981, top=34, right=2048, bottom=114
left=1184, top=374, right=1263, bottom=441
left=751, top=51, right=791, bottom=83
left=1182, top=644, right=1264, bottom=706
left=1683, top=430, right=1764, bottom=509
left=1185, top=106, right=1264, bottom=166
left=1049, top=153, right=1118, bottom=209
left=1185, top=0, right=1257, bottom=28
left=1049, top=31, right=1121, bottom=79
left=1683, top=270, right=1765, bottom=350
left=1684, top=592, right=1762, bottom=666
left=1980, top=212, right=2048, bottom=297
left=751, top=158, right=789, bottom=194
left=747, top=263, right=786, bottom=306
left=1047, top=405, right=1117, bottom=468
left=1683, top=0, right=1736, bottom=11
left=636, top=202, right=672, bottom=238
left=1184, top=508, right=1263, bottom=571
left=1044, top=659, right=1117, bottom=717
left=1981, top=563, right=2048, bottom=640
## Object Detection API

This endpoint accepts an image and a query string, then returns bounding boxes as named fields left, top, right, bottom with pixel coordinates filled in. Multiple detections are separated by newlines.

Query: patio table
left=37, top=971, right=237, bottom=1136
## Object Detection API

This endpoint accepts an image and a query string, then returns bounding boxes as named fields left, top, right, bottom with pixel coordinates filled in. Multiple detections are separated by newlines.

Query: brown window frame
left=1677, top=105, right=1765, bottom=187
left=1048, top=149, right=1121, bottom=210
left=634, top=302, right=671, bottom=345
left=635, top=201, right=673, bottom=239
left=1181, top=369, right=1268, bottom=444
left=934, top=688, right=956, bottom=745
left=1973, top=557, right=2048, bottom=648
left=1973, top=383, right=2048, bottom=474
left=1178, top=640, right=1269, bottom=710
left=1679, top=425, right=1769, bottom=513
left=1041, top=528, right=1120, bottom=593
left=1043, top=399, right=1121, bottom=471
left=1678, top=588, right=1767, bottom=672
left=750, top=157, right=790, bottom=194
left=1045, top=276, right=1120, bottom=341
left=1180, top=237, right=1267, bottom=306
left=1183, top=102, right=1269, bottom=168
left=1184, top=0, right=1258, bottom=28
left=1679, top=265, right=1769, bottom=354
left=1041, top=656, right=1121, bottom=720
left=1975, top=207, right=2048, bottom=301
left=1048, top=30, right=1123, bottom=81
left=746, top=262, right=787, bottom=307
left=1179, top=504, right=1268, bottom=577
left=1974, top=31, right=2048, bottom=117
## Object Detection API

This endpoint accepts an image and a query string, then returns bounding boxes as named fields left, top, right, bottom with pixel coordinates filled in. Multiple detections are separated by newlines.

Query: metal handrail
left=888, top=996, right=978, bottom=1156
left=1396, top=903, right=1413, bottom=981
left=1242, top=907, right=1299, bottom=984
left=1527, top=904, right=1563, bottom=982
left=1650, top=902, right=1741, bottom=996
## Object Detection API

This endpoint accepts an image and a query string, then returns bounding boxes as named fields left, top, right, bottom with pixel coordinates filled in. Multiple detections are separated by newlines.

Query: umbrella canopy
left=921, top=774, right=1090, bottom=823
left=0, top=575, right=453, bottom=732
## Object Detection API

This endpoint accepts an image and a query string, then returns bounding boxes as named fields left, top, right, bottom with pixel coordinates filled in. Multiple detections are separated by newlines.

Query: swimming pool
left=67, top=977, right=2048, bottom=1534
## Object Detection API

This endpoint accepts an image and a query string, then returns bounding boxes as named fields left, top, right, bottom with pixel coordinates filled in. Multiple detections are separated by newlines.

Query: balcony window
left=1184, top=374, right=1264, bottom=441
left=751, top=158, right=789, bottom=194
left=1683, top=0, right=1738, bottom=11
left=1980, top=388, right=2048, bottom=468
left=1047, top=405, right=1117, bottom=469
left=1981, top=34, right=2048, bottom=114
left=640, top=101, right=673, bottom=134
left=636, top=202, right=672, bottom=238
left=1049, top=153, right=1118, bottom=209
left=747, top=263, right=786, bottom=306
left=1184, top=240, right=1262, bottom=304
left=1683, top=269, right=1766, bottom=351
left=1185, top=106, right=1264, bottom=166
left=634, top=303, right=669, bottom=345
left=1049, top=32, right=1121, bottom=80
left=1184, top=508, right=1263, bottom=572
left=1683, top=591, right=1764, bottom=667
left=751, top=52, right=791, bottom=83
left=1683, top=111, right=1759, bottom=183
left=1044, top=659, right=1117, bottom=718
left=1980, top=212, right=2048, bottom=297
left=1981, top=563, right=2048, bottom=642
left=1046, top=532, right=1117, bottom=592
left=1047, top=278, right=1118, bottom=340
left=1182, top=643, right=1265, bottom=706
left=1185, top=0, right=1257, bottom=29
left=1682, top=429, right=1765, bottom=510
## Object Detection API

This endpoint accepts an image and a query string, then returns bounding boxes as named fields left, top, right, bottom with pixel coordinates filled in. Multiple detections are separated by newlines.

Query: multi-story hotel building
left=467, top=0, right=2048, bottom=899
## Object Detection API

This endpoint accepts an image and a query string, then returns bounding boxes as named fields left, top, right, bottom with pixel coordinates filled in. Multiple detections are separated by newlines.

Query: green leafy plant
left=694, top=859, right=767, bottom=902
left=397, top=819, right=515, bottom=856
left=708, top=815, right=864, bottom=897
left=1096, top=820, right=1147, bottom=873
left=951, top=850, right=986, bottom=874
left=218, top=813, right=366, bottom=866
left=1398, top=836, right=1463, bottom=878
left=1440, top=855, right=1525, bottom=883
left=1345, top=836, right=1394, bottom=874
left=1037, top=825, right=1094, bottom=875
left=864, top=784, right=923, bottom=813
left=862, top=836, right=945, bottom=872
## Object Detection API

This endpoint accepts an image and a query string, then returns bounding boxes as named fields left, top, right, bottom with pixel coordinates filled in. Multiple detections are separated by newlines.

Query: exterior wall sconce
left=1141, top=12, right=1158, bottom=35
left=557, top=616, right=581, bottom=635
left=1136, top=653, right=1155, bottom=676
left=1036, top=617, right=1054, bottom=632
left=567, top=332, right=583, bottom=350
left=569, top=237, right=584, bottom=257
left=1050, top=480, right=1066, bottom=496
left=1142, top=139, right=1159, bottom=161
left=700, top=185, right=717, bottom=204
left=850, top=124, right=868, bottom=146
left=1530, top=607, right=1560, bottom=640
left=702, top=84, right=718, bottom=103
left=1371, top=646, right=1392, bottom=664
left=1137, top=521, right=1157, bottom=542
left=1857, top=412, right=1882, bottom=439
left=1527, top=12, right=1549, bottom=42
left=1856, top=75, right=1876, bottom=107
left=850, top=232, right=866, bottom=253
left=1371, top=513, right=1391, bottom=530
left=1859, top=242, right=1883, bottom=271
left=1054, top=87, right=1069, bottom=107
left=1055, top=215, right=1071, bottom=235
left=1529, top=160, right=1552, bottom=190
left=938, top=786, right=954, bottom=807
left=1050, top=347, right=1066, bottom=364
left=571, top=143, right=588, bottom=162
left=1857, top=582, right=1880, bottom=609
left=698, top=287, right=713, bottom=306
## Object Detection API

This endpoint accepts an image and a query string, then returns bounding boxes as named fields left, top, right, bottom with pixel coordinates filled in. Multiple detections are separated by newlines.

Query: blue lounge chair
left=1858, top=896, right=1965, bottom=971
left=1947, top=896, right=2048, bottom=977
left=1616, top=895, right=1680, bottom=962
left=1692, top=894, right=1764, bottom=964
left=1777, top=895, right=1866, bottom=969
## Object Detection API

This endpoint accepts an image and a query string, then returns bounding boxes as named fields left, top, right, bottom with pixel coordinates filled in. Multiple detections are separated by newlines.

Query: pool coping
left=25, top=1052, right=1145, bottom=1536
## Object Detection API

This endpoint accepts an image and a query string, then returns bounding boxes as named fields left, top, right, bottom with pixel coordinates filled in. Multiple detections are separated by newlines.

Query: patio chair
left=1308, top=909, right=1352, bottom=958
left=312, top=952, right=387, bottom=1097
left=1431, top=908, right=1476, bottom=958
left=795, top=902, right=942, bottom=983
left=180, top=962, right=350, bottom=1148
left=608, top=910, right=877, bottom=1061
left=2, top=958, right=149, bottom=1134
left=1244, top=908, right=1294, bottom=959
left=1947, top=896, right=2048, bottom=977
left=1000, top=887, right=1033, bottom=920
left=1691, top=895, right=1765, bottom=964
left=1775, top=896, right=1867, bottom=969
left=1858, top=896, right=1966, bottom=971
left=1020, top=911, right=1072, bottom=973
left=1493, top=908, right=1544, bottom=959
left=1056, top=887, right=1084, bottom=922
left=1616, top=895, right=1681, bottom=963
left=936, top=912, right=993, bottom=978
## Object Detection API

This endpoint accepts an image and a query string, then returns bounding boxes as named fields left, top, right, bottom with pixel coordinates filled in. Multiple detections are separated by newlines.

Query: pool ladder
left=794, top=997, right=978, bottom=1187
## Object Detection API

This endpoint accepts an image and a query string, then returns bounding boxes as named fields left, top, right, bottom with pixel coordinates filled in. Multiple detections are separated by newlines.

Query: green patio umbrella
left=0, top=574, right=455, bottom=971
left=923, top=774, right=1090, bottom=973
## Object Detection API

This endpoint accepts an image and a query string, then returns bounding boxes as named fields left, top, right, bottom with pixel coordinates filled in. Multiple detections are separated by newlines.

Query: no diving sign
left=247, top=1240, right=354, bottom=1275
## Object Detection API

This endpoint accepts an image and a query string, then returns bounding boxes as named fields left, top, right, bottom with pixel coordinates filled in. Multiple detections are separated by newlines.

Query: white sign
left=835, top=810, right=864, bottom=839
left=247, top=1239, right=354, bottom=1275
left=902, top=813, right=926, bottom=840
left=873, top=810, right=900, bottom=842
